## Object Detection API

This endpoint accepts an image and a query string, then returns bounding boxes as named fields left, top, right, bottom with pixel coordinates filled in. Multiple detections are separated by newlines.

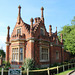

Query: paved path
left=70, top=72, right=75, bottom=75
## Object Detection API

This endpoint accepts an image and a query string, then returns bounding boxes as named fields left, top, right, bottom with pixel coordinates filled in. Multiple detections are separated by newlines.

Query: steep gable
left=11, top=6, right=31, bottom=40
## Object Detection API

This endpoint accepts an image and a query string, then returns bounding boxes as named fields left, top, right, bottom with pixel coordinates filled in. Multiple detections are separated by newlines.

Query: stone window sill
left=40, top=60, right=49, bottom=62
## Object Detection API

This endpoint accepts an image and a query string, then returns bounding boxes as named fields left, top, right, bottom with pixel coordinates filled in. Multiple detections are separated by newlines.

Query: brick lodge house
left=6, top=6, right=69, bottom=67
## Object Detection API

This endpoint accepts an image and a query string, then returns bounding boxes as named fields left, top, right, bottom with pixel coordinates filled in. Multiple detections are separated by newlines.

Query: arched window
left=40, top=27, right=45, bottom=35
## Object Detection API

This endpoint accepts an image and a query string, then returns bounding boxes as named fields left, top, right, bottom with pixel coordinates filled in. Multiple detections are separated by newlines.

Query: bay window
left=20, top=47, right=23, bottom=61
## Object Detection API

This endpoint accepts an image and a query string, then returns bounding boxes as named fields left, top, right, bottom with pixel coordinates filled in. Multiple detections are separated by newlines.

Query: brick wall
left=64, top=51, right=70, bottom=61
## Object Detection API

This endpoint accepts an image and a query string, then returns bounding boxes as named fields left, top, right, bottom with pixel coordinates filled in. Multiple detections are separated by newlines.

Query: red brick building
left=6, top=6, right=65, bottom=67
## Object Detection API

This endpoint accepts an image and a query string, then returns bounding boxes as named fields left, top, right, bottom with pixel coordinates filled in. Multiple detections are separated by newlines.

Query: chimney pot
left=30, top=18, right=34, bottom=22
left=37, top=17, right=40, bottom=22
left=41, top=7, right=44, bottom=10
left=35, top=18, right=37, bottom=23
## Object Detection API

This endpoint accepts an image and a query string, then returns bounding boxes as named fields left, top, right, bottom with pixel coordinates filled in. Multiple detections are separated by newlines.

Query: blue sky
left=0, top=0, right=75, bottom=52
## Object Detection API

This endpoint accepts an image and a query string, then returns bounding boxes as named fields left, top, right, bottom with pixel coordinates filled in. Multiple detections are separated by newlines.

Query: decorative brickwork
left=6, top=5, right=70, bottom=67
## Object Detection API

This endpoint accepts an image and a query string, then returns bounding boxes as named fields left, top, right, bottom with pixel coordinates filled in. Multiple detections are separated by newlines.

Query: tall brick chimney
left=17, top=5, right=21, bottom=24
left=28, top=18, right=35, bottom=60
left=30, top=18, right=34, bottom=37
left=41, top=7, right=44, bottom=23
left=6, top=26, right=10, bottom=62
left=55, top=27, right=57, bottom=36
left=61, top=34, right=63, bottom=44
left=49, top=25, right=52, bottom=36
left=7, top=26, right=10, bottom=42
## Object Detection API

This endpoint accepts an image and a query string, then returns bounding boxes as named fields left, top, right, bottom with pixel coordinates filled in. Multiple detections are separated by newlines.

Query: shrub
left=69, top=59, right=75, bottom=63
left=4, top=61, right=11, bottom=70
left=21, top=67, right=24, bottom=70
left=51, top=63, right=60, bottom=67
left=22, top=58, right=34, bottom=70
left=5, top=61, right=10, bottom=67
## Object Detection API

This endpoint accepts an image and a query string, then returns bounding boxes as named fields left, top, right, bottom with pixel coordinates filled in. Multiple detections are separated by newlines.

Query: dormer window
left=17, top=28, right=21, bottom=35
left=40, top=27, right=45, bottom=35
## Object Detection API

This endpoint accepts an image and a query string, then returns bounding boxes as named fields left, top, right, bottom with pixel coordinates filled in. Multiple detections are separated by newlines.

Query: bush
left=63, top=62, right=68, bottom=65
left=51, top=63, right=60, bottom=67
left=69, top=59, right=75, bottom=63
left=4, top=61, right=11, bottom=70
left=21, top=67, right=24, bottom=70
left=5, top=61, right=10, bottom=67
left=22, top=58, right=34, bottom=70
left=3, top=61, right=6, bottom=64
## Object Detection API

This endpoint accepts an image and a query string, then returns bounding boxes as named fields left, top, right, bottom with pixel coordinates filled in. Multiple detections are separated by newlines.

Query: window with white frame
left=17, top=28, right=21, bottom=35
left=40, top=47, right=49, bottom=61
left=12, top=48, right=18, bottom=61
left=56, top=51, right=59, bottom=60
left=12, top=54, right=14, bottom=60
left=20, top=47, right=23, bottom=61
left=40, top=27, right=45, bottom=35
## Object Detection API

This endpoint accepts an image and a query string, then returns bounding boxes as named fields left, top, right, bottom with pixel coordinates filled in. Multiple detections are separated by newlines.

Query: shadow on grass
left=56, top=67, right=75, bottom=75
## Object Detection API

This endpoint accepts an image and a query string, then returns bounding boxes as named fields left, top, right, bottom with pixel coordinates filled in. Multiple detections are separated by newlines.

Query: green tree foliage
left=58, top=17, right=75, bottom=55
left=0, top=49, right=5, bottom=58
left=22, top=58, right=34, bottom=70
left=5, top=61, right=11, bottom=70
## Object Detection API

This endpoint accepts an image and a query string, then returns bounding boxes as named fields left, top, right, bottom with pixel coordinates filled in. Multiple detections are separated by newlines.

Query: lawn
left=0, top=68, right=2, bottom=70
left=56, top=67, right=75, bottom=75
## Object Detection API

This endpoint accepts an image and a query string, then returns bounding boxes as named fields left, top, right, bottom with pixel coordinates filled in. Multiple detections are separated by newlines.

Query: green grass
left=56, top=67, right=75, bottom=75
left=0, top=68, right=2, bottom=70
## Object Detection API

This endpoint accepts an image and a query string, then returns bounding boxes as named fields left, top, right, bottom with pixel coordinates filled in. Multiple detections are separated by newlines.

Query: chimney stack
left=56, top=27, right=57, bottom=35
left=7, top=26, right=10, bottom=42
left=61, top=34, right=63, bottom=44
left=17, top=5, right=21, bottom=24
left=41, top=7, right=44, bottom=23
left=30, top=18, right=34, bottom=31
left=49, top=25, right=52, bottom=36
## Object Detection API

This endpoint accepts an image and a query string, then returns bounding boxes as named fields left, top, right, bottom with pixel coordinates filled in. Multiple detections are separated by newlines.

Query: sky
left=0, top=0, right=75, bottom=52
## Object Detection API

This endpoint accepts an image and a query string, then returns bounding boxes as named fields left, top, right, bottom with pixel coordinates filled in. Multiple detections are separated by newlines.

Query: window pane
left=15, top=48, right=16, bottom=52
left=40, top=28, right=44, bottom=35
left=56, top=52, right=59, bottom=59
left=12, top=54, right=14, bottom=60
left=41, top=48, right=48, bottom=60
left=20, top=53, right=23, bottom=60
left=15, top=54, right=16, bottom=60
left=16, top=53, right=18, bottom=60
left=17, top=48, right=18, bottom=52
left=13, top=48, right=14, bottom=52
left=20, top=48, right=23, bottom=53
left=17, top=28, right=21, bottom=35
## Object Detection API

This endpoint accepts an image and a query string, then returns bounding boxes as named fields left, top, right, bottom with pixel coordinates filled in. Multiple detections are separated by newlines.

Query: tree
left=22, top=58, right=34, bottom=70
left=58, top=16, right=75, bottom=55
left=0, top=49, right=5, bottom=58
